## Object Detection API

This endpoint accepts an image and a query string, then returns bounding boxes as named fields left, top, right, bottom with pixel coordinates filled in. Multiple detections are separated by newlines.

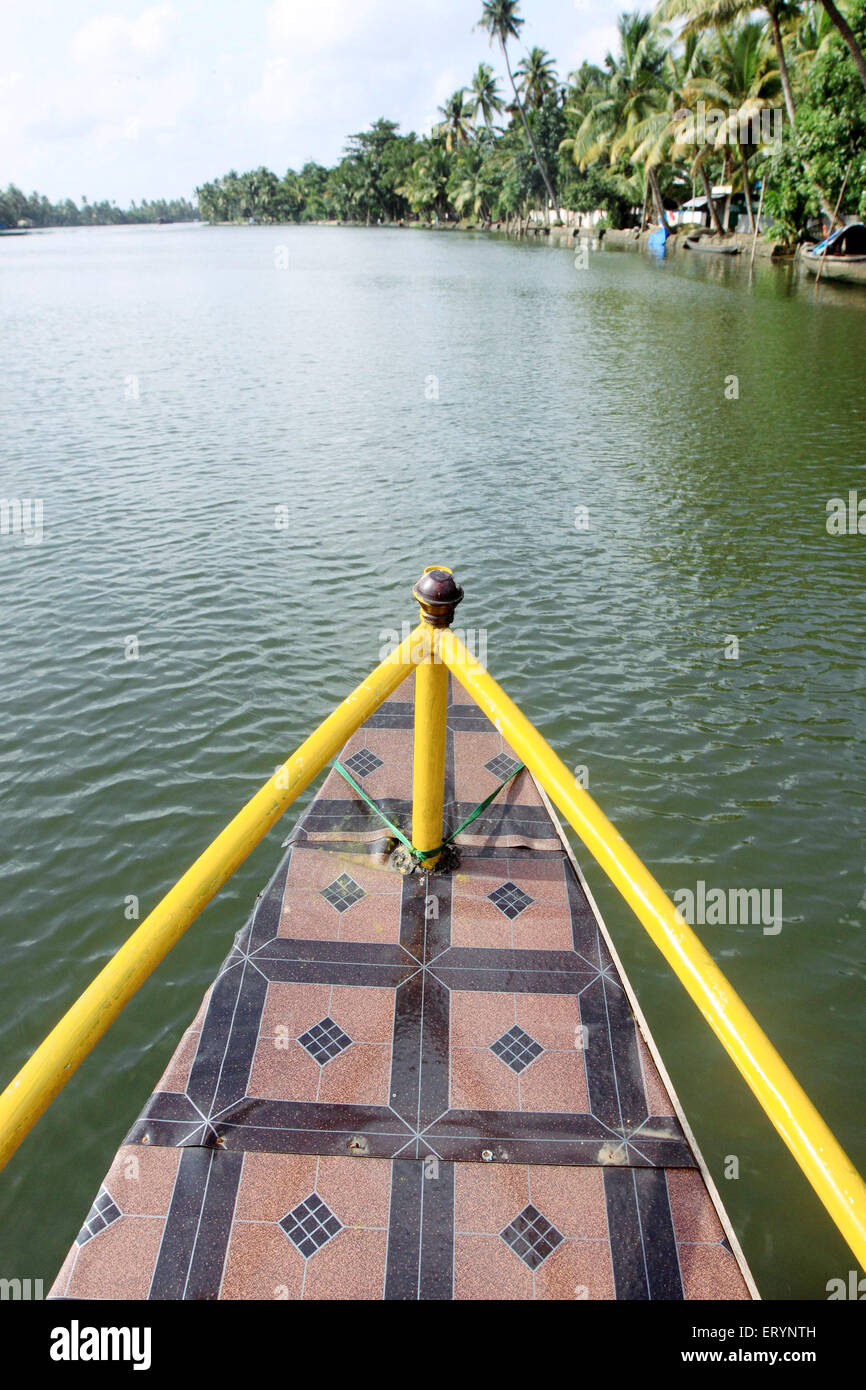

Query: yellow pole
left=412, top=655, right=448, bottom=866
left=410, top=566, right=463, bottom=869
left=439, top=627, right=866, bottom=1270
left=0, top=626, right=429, bottom=1174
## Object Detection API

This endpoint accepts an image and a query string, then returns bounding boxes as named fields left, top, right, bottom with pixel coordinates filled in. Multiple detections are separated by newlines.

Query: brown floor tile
left=248, top=1038, right=320, bottom=1102
left=454, top=1233, right=533, bottom=1299
left=678, top=1242, right=750, bottom=1300
left=221, top=1222, right=305, bottom=1300
left=316, top=1156, right=392, bottom=1229
left=507, top=771, right=543, bottom=807
left=103, top=1145, right=181, bottom=1217
left=302, top=1227, right=388, bottom=1300
left=318, top=1043, right=391, bottom=1105
left=534, top=1238, right=615, bottom=1300
left=278, top=888, right=401, bottom=943
left=233, top=1153, right=319, bottom=1222
left=259, top=982, right=332, bottom=1040
left=329, top=985, right=395, bottom=1043
left=452, top=859, right=510, bottom=896
left=449, top=676, right=476, bottom=706
left=518, top=1051, right=588, bottom=1114
left=451, top=1047, right=520, bottom=1111
left=636, top=1031, right=676, bottom=1116
left=336, top=895, right=403, bottom=943
left=454, top=733, right=508, bottom=802
left=450, top=990, right=516, bottom=1048
left=510, top=902, right=574, bottom=951
left=450, top=895, right=513, bottom=949
left=454, top=1164, right=530, bottom=1234
left=528, top=1166, right=608, bottom=1240
left=285, top=848, right=402, bottom=897
left=154, top=1028, right=200, bottom=1095
left=64, top=1217, right=165, bottom=1299
left=514, top=993, right=582, bottom=1051
left=667, top=1169, right=726, bottom=1244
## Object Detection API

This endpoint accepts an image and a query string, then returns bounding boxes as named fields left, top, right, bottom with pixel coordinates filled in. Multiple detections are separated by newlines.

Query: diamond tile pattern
left=50, top=682, right=753, bottom=1303
left=500, top=1204, right=564, bottom=1270
left=76, top=1186, right=122, bottom=1247
left=488, top=881, right=534, bottom=919
left=490, top=1025, right=544, bottom=1073
left=279, top=1193, right=343, bottom=1258
left=298, top=1016, right=353, bottom=1064
left=484, top=753, right=522, bottom=781
left=321, top=873, right=365, bottom=912
left=344, top=749, right=384, bottom=779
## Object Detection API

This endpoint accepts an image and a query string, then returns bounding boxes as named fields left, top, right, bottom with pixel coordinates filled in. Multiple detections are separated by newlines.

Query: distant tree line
left=0, top=186, right=198, bottom=229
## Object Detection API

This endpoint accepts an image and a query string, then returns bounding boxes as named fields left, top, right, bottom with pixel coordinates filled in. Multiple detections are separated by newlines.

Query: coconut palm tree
left=689, top=20, right=782, bottom=230
left=477, top=1, right=559, bottom=217
left=515, top=47, right=559, bottom=108
left=435, top=90, right=474, bottom=152
left=564, top=11, right=674, bottom=225
left=469, top=63, right=504, bottom=129
left=789, top=0, right=837, bottom=79
left=817, top=0, right=866, bottom=89
left=631, top=33, right=729, bottom=231
left=655, top=0, right=802, bottom=128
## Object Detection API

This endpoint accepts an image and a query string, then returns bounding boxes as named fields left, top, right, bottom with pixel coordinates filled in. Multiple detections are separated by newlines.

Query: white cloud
left=70, top=5, right=179, bottom=65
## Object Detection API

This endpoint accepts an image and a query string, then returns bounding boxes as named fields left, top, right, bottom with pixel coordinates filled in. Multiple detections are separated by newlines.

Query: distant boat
left=802, top=222, right=866, bottom=285
left=684, top=235, right=740, bottom=255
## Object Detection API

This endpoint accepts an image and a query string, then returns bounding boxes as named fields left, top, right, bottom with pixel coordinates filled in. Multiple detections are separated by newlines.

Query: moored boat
left=802, top=222, right=866, bottom=284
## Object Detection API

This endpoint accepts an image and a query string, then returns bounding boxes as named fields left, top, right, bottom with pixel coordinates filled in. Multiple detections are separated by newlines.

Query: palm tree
left=398, top=143, right=453, bottom=220
left=564, top=11, right=674, bottom=225
left=449, top=147, right=495, bottom=219
left=477, top=1, right=559, bottom=217
left=689, top=21, right=781, bottom=231
left=632, top=33, right=728, bottom=231
left=817, top=0, right=866, bottom=89
left=515, top=47, right=559, bottom=108
left=470, top=63, right=504, bottom=129
left=435, top=90, right=474, bottom=152
left=656, top=0, right=802, bottom=128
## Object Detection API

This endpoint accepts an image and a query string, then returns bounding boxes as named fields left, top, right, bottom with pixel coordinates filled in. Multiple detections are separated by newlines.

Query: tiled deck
left=49, top=674, right=754, bottom=1300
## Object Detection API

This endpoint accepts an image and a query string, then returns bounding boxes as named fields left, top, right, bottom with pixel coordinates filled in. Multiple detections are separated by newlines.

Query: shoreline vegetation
left=4, top=1, right=864, bottom=246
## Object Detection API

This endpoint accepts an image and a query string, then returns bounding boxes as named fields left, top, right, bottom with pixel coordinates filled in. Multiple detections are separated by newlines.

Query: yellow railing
left=0, top=566, right=864, bottom=1276
left=0, top=625, right=430, bottom=1174
left=435, top=626, right=866, bottom=1271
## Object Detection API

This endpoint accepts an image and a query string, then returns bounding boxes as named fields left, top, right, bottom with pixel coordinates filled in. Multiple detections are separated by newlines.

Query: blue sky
left=0, top=1, right=648, bottom=204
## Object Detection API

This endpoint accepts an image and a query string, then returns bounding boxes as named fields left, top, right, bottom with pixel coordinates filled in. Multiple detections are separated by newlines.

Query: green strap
left=332, top=758, right=525, bottom=865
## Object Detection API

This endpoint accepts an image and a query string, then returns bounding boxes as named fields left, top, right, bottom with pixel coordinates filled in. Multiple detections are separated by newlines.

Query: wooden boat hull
left=48, top=673, right=756, bottom=1300
left=802, top=253, right=866, bottom=284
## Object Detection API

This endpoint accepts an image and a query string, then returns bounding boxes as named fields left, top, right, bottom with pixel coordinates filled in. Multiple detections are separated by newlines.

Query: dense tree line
left=195, top=0, right=866, bottom=239
left=7, top=1, right=863, bottom=239
left=0, top=187, right=198, bottom=229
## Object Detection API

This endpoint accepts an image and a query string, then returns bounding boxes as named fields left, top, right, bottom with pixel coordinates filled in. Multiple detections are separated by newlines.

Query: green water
left=1, top=224, right=864, bottom=1299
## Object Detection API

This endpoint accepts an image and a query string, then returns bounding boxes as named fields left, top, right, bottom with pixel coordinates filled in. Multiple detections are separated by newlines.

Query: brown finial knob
left=413, top=566, right=464, bottom=627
